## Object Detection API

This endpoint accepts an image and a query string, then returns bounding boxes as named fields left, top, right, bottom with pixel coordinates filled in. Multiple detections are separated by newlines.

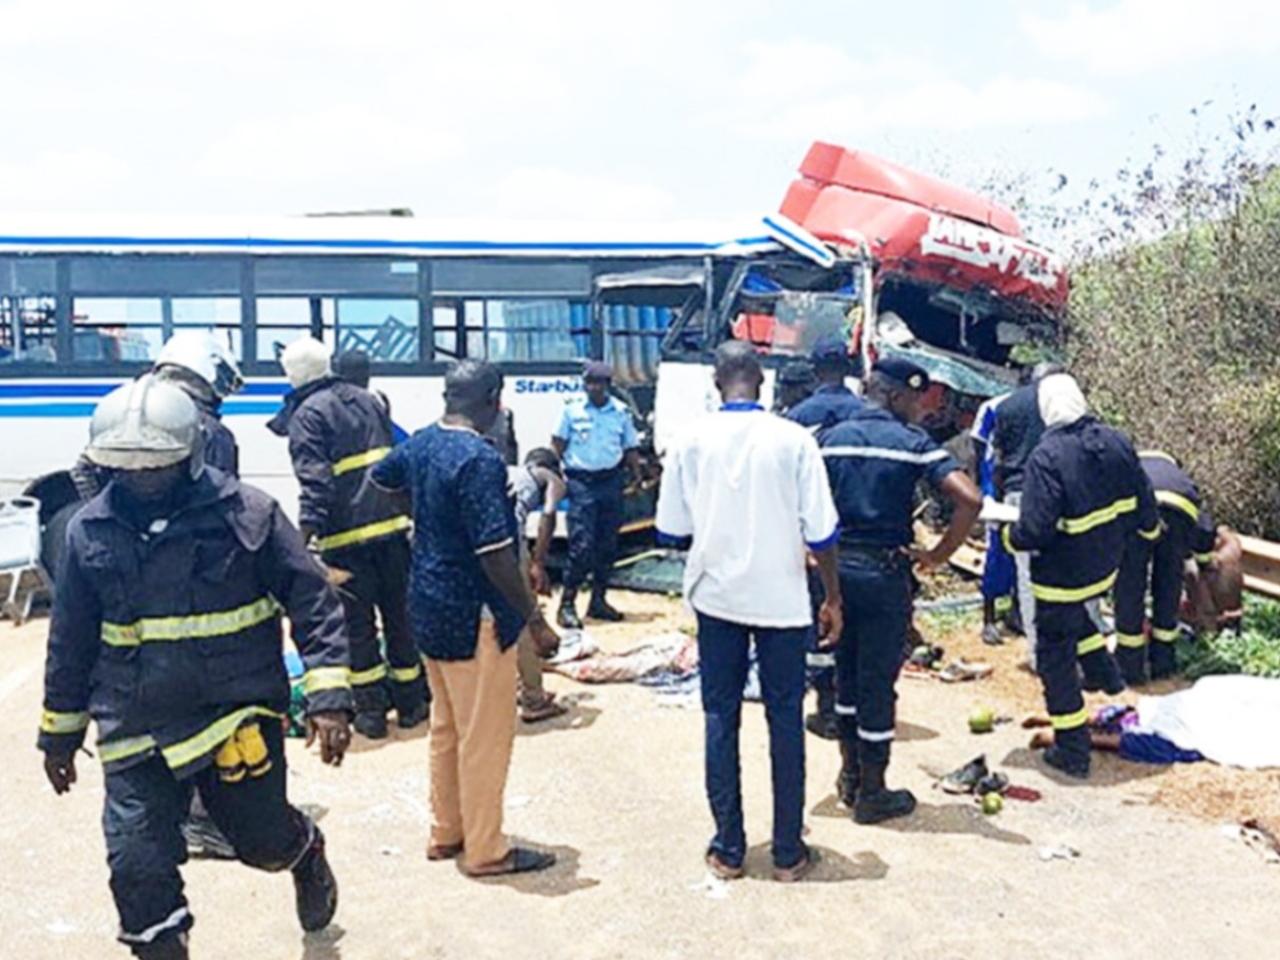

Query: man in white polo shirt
left=656, top=341, right=842, bottom=884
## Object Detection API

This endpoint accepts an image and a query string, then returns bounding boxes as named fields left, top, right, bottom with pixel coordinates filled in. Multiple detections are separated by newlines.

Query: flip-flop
left=465, top=846, right=557, bottom=877
left=705, top=852, right=744, bottom=881
left=520, top=696, right=569, bottom=723
left=773, top=847, right=819, bottom=883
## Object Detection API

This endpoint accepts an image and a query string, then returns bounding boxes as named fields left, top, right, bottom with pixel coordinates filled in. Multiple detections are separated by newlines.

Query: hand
left=321, top=563, right=353, bottom=588
left=44, top=752, right=77, bottom=795
left=816, top=598, right=843, bottom=650
left=528, top=561, right=552, bottom=597
left=306, top=711, right=352, bottom=767
left=527, top=612, right=560, bottom=659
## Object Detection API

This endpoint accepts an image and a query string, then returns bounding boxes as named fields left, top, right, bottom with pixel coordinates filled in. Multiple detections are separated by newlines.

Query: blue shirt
left=554, top=395, right=639, bottom=472
left=372, top=423, right=523, bottom=660
left=969, top=394, right=1007, bottom=499
left=785, top=383, right=864, bottom=434
left=819, top=405, right=960, bottom=549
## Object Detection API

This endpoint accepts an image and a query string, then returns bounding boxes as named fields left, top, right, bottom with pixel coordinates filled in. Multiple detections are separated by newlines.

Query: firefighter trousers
left=1034, top=601, right=1095, bottom=765
left=327, top=535, right=428, bottom=717
left=1114, top=512, right=1189, bottom=678
left=103, top=720, right=312, bottom=954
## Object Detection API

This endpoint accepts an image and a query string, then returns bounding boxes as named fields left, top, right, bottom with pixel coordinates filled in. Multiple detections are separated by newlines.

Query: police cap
left=583, top=361, right=613, bottom=382
left=874, top=355, right=931, bottom=392
left=809, top=335, right=850, bottom=369
left=778, top=359, right=816, bottom=386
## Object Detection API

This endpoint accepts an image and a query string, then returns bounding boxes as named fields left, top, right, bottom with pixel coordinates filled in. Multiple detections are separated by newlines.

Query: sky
left=1, top=0, right=1277, bottom=250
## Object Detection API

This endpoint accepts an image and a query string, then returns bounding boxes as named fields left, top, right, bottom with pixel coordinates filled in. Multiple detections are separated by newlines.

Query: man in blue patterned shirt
left=373, top=360, right=560, bottom=877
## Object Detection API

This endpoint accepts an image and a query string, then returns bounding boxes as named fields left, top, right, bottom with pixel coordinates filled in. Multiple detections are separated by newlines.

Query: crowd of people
left=34, top=328, right=1244, bottom=956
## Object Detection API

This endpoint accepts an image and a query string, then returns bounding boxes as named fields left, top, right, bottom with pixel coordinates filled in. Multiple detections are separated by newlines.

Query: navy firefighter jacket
left=1140, top=451, right=1216, bottom=563
left=819, top=404, right=961, bottom=550
left=268, top=377, right=410, bottom=555
left=37, top=469, right=352, bottom=778
left=1006, top=417, right=1160, bottom=604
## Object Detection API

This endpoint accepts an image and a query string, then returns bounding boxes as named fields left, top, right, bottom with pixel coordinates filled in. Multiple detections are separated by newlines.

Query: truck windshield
left=727, top=262, right=861, bottom=357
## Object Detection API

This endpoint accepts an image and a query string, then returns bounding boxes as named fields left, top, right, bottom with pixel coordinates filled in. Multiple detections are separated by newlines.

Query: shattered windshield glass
left=728, top=262, right=862, bottom=357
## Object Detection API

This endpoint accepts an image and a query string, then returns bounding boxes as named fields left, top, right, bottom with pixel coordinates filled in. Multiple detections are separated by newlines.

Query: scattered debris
left=939, top=755, right=989, bottom=794
left=547, top=629, right=599, bottom=666
left=1221, top=820, right=1280, bottom=864
left=689, top=873, right=731, bottom=901
left=1004, top=785, right=1044, bottom=803
left=378, top=845, right=401, bottom=857
left=939, top=659, right=994, bottom=683
left=551, top=632, right=695, bottom=683
left=976, top=772, right=1009, bottom=797
left=1037, top=845, right=1081, bottom=862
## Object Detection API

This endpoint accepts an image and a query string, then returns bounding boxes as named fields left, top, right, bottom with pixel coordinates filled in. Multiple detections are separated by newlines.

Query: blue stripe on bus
left=0, top=382, right=289, bottom=399
left=0, top=401, right=281, bottom=417
left=0, top=234, right=776, bottom=252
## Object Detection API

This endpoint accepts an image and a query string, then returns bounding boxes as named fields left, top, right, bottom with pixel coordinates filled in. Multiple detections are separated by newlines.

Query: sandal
left=427, top=842, right=464, bottom=861
left=704, top=851, right=744, bottom=881
left=773, top=847, right=818, bottom=883
left=520, top=693, right=569, bottom=723
left=465, top=846, right=557, bottom=877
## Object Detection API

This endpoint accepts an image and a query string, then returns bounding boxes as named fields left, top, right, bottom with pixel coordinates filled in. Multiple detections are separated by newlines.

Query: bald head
left=444, top=359, right=503, bottom=430
left=714, top=340, right=764, bottom=402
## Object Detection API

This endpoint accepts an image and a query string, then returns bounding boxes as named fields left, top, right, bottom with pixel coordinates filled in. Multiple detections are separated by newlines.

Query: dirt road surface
left=3, top=592, right=1279, bottom=960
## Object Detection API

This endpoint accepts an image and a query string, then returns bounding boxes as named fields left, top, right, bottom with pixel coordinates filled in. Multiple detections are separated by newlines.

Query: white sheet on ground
left=1136, top=675, right=1280, bottom=769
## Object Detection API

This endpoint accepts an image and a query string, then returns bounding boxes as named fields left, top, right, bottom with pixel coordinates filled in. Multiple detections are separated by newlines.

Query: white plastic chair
left=0, top=497, right=47, bottom=624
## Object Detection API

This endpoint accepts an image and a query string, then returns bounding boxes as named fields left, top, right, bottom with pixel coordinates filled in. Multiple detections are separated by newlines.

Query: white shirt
left=655, top=402, right=839, bottom=628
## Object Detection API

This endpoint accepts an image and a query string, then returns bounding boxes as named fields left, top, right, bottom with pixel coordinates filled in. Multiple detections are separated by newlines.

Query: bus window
left=334, top=299, right=420, bottom=364
left=457, top=299, right=588, bottom=363
left=173, top=298, right=243, bottom=359
left=72, top=298, right=164, bottom=363
left=255, top=297, right=333, bottom=362
left=0, top=296, right=58, bottom=364
left=432, top=305, right=460, bottom=360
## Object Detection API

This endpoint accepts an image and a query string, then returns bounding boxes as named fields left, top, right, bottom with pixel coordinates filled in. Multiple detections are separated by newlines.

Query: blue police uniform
left=37, top=469, right=351, bottom=953
left=1113, top=451, right=1216, bottom=683
left=1005, top=417, right=1159, bottom=775
left=269, top=377, right=426, bottom=729
left=819, top=404, right=960, bottom=773
left=786, top=383, right=864, bottom=434
left=554, top=392, right=639, bottom=603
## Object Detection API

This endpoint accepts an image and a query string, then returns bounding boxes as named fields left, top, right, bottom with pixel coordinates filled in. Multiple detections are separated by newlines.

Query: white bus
left=0, top=214, right=867, bottom=561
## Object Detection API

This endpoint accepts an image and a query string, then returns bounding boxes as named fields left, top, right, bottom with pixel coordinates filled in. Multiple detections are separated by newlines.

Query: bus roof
left=0, top=214, right=782, bottom=259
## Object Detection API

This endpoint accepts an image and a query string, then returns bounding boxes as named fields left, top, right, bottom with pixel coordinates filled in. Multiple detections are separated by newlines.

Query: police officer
left=773, top=359, right=817, bottom=415
left=38, top=376, right=351, bottom=960
left=786, top=336, right=864, bottom=434
left=819, top=357, right=981, bottom=823
left=269, top=338, right=427, bottom=740
left=1114, top=451, right=1217, bottom=684
left=1004, top=374, right=1159, bottom=779
left=552, top=360, right=641, bottom=629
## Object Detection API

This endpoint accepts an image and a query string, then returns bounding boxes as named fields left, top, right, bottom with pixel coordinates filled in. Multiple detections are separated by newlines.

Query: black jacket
left=1141, top=451, right=1216, bottom=562
left=992, top=383, right=1044, bottom=496
left=268, top=378, right=409, bottom=554
left=37, top=469, right=352, bottom=778
left=1006, top=417, right=1160, bottom=604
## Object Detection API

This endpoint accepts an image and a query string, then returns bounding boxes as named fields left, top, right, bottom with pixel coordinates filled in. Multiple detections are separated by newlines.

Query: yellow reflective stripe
left=1057, top=497, right=1136, bottom=535
left=161, top=706, right=281, bottom=773
left=349, top=663, right=389, bottom=687
left=332, top=446, right=390, bottom=477
left=1032, top=571, right=1117, bottom=604
left=1151, top=626, right=1181, bottom=643
left=1001, top=524, right=1015, bottom=554
left=1115, top=632, right=1147, bottom=649
left=1194, top=552, right=1214, bottom=565
left=390, top=663, right=422, bottom=684
left=102, top=597, right=282, bottom=647
left=1077, top=633, right=1106, bottom=656
left=1051, top=707, right=1089, bottom=731
left=1138, top=524, right=1162, bottom=541
left=302, top=666, right=350, bottom=696
left=317, top=515, right=411, bottom=552
left=99, top=734, right=157, bottom=765
left=1155, top=490, right=1199, bottom=523
left=40, top=709, right=90, bottom=735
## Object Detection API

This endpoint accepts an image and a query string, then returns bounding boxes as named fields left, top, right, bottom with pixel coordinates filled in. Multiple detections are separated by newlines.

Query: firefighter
left=152, top=330, right=244, bottom=475
left=37, top=376, right=351, bottom=959
left=1004, top=374, right=1160, bottom=779
left=819, top=357, right=981, bottom=822
left=1113, top=451, right=1218, bottom=684
left=269, top=337, right=428, bottom=740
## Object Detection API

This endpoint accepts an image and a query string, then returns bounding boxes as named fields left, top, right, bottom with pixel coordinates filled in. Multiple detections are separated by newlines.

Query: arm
left=551, top=405, right=572, bottom=462
left=371, top=441, right=409, bottom=492
left=797, top=435, right=843, bottom=646
left=655, top=444, right=693, bottom=550
left=259, top=505, right=353, bottom=766
left=38, top=536, right=101, bottom=793
left=529, top=466, right=566, bottom=595
left=1192, top=498, right=1216, bottom=567
left=811, top=544, right=843, bottom=649
left=624, top=448, right=643, bottom=484
left=1133, top=458, right=1161, bottom=543
left=912, top=470, right=982, bottom=569
left=622, top=415, right=642, bottom=482
left=1006, top=451, right=1063, bottom=553
left=288, top=408, right=333, bottom=542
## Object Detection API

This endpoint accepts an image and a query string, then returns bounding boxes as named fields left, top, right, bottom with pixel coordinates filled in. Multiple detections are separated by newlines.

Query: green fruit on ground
left=969, top=706, right=996, bottom=733
left=982, top=792, right=1004, bottom=816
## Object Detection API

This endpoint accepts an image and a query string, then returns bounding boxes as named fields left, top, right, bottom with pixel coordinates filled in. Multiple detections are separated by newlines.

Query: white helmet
left=280, top=337, right=332, bottom=390
left=86, top=374, right=205, bottom=477
left=154, top=330, right=244, bottom=400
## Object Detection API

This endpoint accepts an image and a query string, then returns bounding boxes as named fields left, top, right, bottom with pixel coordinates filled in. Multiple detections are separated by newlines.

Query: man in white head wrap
left=1002, top=372, right=1160, bottom=779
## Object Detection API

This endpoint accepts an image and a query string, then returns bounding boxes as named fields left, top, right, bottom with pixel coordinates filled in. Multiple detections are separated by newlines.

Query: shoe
left=353, top=710, right=388, bottom=740
left=982, top=623, right=1004, bottom=646
left=293, top=828, right=338, bottom=933
left=855, top=787, right=917, bottom=824
left=1043, top=746, right=1090, bottom=780
left=940, top=755, right=989, bottom=795
left=805, top=711, right=840, bottom=740
left=396, top=700, right=429, bottom=730
left=1149, top=645, right=1178, bottom=680
left=134, top=934, right=190, bottom=960
left=556, top=602, right=583, bottom=631
left=836, top=739, right=860, bottom=807
left=586, top=596, right=624, bottom=622
left=464, top=846, right=557, bottom=877
left=1081, top=673, right=1127, bottom=696
left=976, top=772, right=1009, bottom=796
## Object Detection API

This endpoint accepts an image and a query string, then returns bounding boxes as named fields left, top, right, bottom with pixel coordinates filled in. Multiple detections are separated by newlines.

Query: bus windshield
left=727, top=261, right=862, bottom=357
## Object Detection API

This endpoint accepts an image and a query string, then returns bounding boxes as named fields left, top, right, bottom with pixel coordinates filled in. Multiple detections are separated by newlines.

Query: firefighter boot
left=1043, top=727, right=1091, bottom=780
left=389, top=674, right=430, bottom=730
left=587, top=588, right=624, bottom=622
left=836, top=739, right=860, bottom=807
left=133, top=934, right=189, bottom=960
left=293, top=827, right=338, bottom=933
left=352, top=683, right=389, bottom=740
left=1115, top=644, right=1148, bottom=687
left=557, top=589, right=583, bottom=630
left=854, top=761, right=916, bottom=825
left=1080, top=649, right=1126, bottom=696
left=1149, top=640, right=1178, bottom=681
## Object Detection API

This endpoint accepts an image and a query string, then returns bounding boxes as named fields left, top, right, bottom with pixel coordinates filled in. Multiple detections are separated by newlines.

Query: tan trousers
left=425, top=620, right=518, bottom=870
left=517, top=625, right=545, bottom=698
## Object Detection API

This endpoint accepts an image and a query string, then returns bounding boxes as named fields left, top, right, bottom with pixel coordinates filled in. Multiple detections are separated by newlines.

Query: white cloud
left=1021, top=0, right=1280, bottom=75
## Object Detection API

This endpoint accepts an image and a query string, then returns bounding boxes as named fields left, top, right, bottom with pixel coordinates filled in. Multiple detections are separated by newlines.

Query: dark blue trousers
left=834, top=551, right=912, bottom=766
left=565, top=468, right=625, bottom=592
left=103, top=720, right=311, bottom=954
left=695, top=612, right=807, bottom=870
left=1034, top=601, right=1093, bottom=764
